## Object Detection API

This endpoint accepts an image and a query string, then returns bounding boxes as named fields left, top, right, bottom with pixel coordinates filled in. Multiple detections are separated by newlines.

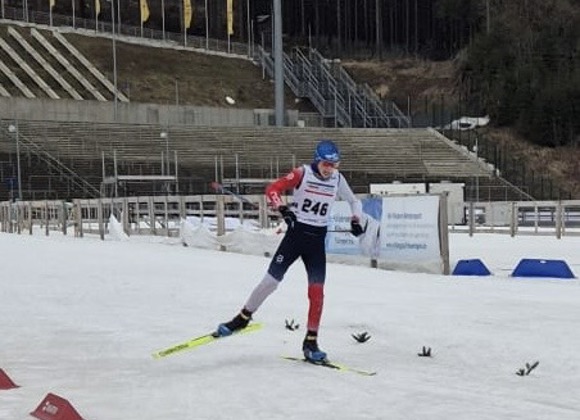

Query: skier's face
left=317, top=160, right=339, bottom=179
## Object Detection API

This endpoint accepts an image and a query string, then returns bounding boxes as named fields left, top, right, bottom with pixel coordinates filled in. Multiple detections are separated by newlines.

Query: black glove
left=279, top=205, right=296, bottom=228
left=350, top=219, right=364, bottom=237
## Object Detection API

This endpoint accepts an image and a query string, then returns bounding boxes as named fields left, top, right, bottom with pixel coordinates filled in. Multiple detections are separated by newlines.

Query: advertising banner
left=326, top=198, right=382, bottom=261
left=378, top=195, right=442, bottom=272
left=327, top=195, right=443, bottom=273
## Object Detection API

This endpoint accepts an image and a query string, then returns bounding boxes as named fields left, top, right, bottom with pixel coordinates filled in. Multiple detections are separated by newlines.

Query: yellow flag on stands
left=227, top=0, right=234, bottom=35
left=184, top=0, right=193, bottom=29
left=95, top=0, right=100, bottom=17
left=50, top=0, right=55, bottom=9
left=140, top=0, right=150, bottom=23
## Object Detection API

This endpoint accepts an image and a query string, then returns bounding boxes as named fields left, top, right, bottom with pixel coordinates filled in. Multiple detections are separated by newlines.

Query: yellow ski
left=152, top=323, right=263, bottom=359
left=281, top=355, right=377, bottom=376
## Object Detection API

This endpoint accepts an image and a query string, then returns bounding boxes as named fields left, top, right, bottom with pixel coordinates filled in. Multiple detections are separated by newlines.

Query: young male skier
left=214, top=139, right=364, bottom=362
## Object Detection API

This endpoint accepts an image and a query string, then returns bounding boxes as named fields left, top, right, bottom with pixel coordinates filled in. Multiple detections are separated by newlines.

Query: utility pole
left=337, top=0, right=341, bottom=54
left=205, top=0, right=209, bottom=50
left=375, top=0, right=381, bottom=59
left=273, top=0, right=284, bottom=126
left=486, top=0, right=490, bottom=34
left=111, top=0, right=118, bottom=120
left=72, top=0, right=76, bottom=28
left=23, top=0, right=29, bottom=22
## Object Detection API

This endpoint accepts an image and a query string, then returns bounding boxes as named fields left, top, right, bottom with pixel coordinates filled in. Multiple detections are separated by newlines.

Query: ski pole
left=210, top=181, right=259, bottom=208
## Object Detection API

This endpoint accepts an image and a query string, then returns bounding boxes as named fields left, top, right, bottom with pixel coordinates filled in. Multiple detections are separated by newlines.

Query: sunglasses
left=320, top=160, right=340, bottom=169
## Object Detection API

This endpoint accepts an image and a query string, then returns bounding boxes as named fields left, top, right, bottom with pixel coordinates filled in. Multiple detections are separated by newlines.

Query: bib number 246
left=301, top=199, right=328, bottom=216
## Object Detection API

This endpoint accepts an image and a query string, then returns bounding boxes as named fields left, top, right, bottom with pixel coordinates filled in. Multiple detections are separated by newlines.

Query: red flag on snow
left=30, top=393, right=85, bottom=420
left=0, top=368, right=18, bottom=389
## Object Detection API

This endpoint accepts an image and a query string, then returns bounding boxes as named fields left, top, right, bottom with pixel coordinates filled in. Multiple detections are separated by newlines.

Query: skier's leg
left=215, top=231, right=300, bottom=336
left=244, top=272, right=280, bottom=313
left=301, top=235, right=327, bottom=361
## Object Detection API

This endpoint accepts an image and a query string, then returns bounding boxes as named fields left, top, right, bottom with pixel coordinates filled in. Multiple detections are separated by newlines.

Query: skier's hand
left=350, top=217, right=364, bottom=237
left=278, top=205, right=296, bottom=228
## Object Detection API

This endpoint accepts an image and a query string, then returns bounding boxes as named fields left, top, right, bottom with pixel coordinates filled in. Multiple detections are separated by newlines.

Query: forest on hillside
left=7, top=0, right=580, bottom=147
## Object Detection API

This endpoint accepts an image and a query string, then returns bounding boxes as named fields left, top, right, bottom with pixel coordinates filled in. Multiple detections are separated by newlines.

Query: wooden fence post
left=97, top=199, right=105, bottom=240
left=61, top=201, right=67, bottom=236
left=509, top=202, right=517, bottom=237
left=179, top=195, right=186, bottom=221
left=439, top=193, right=450, bottom=275
left=555, top=201, right=562, bottom=239
left=76, top=199, right=83, bottom=238
left=122, top=198, right=129, bottom=236
left=27, top=202, right=33, bottom=235
left=216, top=195, right=226, bottom=251
left=164, top=195, right=169, bottom=237
left=468, top=201, right=475, bottom=237
left=148, top=196, right=155, bottom=235
left=44, top=201, right=49, bottom=236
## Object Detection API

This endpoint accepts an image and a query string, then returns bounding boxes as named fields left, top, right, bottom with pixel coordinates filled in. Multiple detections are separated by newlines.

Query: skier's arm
left=337, top=175, right=365, bottom=237
left=265, top=167, right=304, bottom=209
left=337, top=174, right=363, bottom=219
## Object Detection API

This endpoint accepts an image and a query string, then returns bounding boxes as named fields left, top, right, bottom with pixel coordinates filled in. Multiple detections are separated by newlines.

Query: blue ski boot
left=214, top=308, right=252, bottom=337
left=302, top=331, right=327, bottom=362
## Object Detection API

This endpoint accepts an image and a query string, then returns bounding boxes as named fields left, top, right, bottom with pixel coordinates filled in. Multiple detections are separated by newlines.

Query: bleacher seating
left=0, top=119, right=496, bottom=199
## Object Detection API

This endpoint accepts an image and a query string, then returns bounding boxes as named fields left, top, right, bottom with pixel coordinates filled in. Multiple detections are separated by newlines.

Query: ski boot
left=214, top=308, right=252, bottom=337
left=302, top=331, right=327, bottom=363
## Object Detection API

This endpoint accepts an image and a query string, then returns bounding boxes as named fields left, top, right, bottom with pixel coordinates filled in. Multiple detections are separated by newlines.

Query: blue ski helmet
left=314, top=139, right=340, bottom=163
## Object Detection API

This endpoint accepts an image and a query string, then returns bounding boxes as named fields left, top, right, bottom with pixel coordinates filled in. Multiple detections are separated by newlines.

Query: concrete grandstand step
left=53, top=31, right=129, bottom=102
left=0, top=54, right=35, bottom=98
left=8, top=26, right=83, bottom=100
left=30, top=28, right=106, bottom=101
left=0, top=82, right=10, bottom=97
left=2, top=120, right=497, bottom=199
left=0, top=37, right=59, bottom=99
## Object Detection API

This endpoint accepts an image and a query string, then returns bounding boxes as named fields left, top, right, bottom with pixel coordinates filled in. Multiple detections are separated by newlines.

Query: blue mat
left=452, top=259, right=491, bottom=276
left=511, top=259, right=575, bottom=279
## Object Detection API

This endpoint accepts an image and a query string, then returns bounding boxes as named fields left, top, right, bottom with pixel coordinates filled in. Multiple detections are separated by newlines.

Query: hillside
left=342, top=58, right=458, bottom=115
left=485, top=129, right=580, bottom=199
left=66, top=33, right=311, bottom=111
left=343, top=58, right=579, bottom=199
left=68, top=35, right=458, bottom=118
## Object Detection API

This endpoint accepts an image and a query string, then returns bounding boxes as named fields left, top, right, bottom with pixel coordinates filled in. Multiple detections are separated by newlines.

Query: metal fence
left=1, top=5, right=254, bottom=59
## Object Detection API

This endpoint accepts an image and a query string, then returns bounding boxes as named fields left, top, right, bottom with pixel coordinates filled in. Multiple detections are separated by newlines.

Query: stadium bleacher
left=0, top=20, right=513, bottom=202
left=1, top=119, right=497, bottom=199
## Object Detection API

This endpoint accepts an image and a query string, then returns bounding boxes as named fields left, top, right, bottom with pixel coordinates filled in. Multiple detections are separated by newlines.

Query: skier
left=214, top=139, right=365, bottom=362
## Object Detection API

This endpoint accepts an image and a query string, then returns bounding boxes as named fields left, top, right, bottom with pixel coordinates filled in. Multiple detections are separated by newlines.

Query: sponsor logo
left=323, top=152, right=339, bottom=161
left=306, top=181, right=334, bottom=192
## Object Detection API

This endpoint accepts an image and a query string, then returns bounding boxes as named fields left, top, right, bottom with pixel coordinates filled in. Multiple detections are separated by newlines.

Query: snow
left=1, top=231, right=579, bottom=419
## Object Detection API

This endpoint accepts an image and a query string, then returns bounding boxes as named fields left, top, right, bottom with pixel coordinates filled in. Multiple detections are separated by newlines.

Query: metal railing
left=1, top=122, right=100, bottom=199
left=1, top=5, right=252, bottom=58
